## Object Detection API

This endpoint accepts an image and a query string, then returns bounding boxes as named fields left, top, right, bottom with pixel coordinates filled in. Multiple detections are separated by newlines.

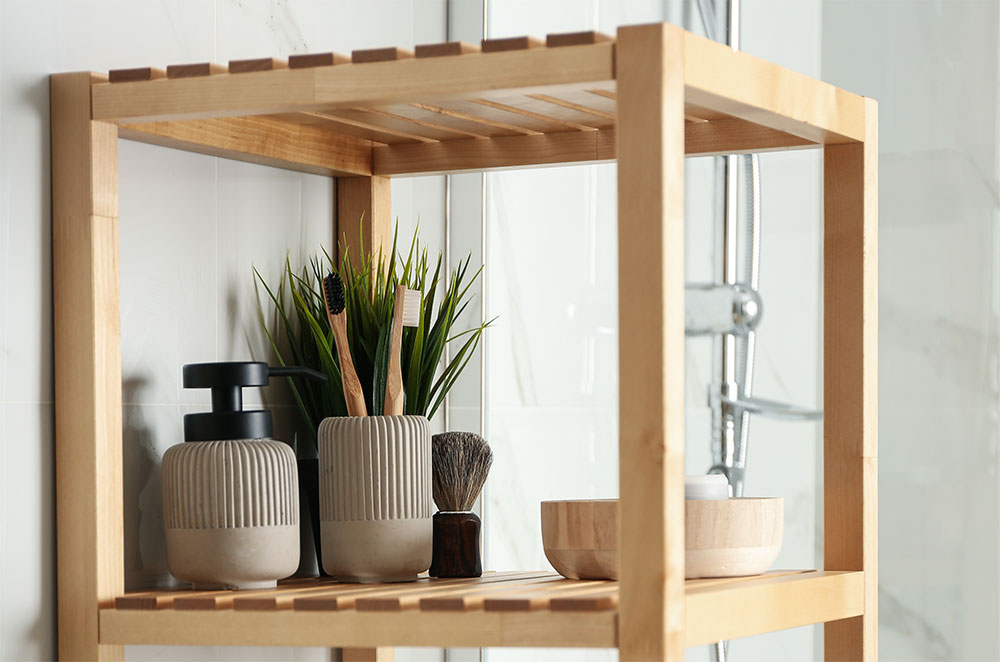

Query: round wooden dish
left=541, top=499, right=617, bottom=580
left=685, top=497, right=783, bottom=578
left=540, top=497, right=783, bottom=580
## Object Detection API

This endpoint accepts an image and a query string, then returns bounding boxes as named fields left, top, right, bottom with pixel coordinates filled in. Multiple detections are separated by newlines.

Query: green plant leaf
left=372, top=322, right=391, bottom=416
left=255, top=221, right=490, bottom=431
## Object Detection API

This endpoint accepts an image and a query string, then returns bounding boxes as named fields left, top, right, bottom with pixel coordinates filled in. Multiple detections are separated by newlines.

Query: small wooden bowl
left=685, top=497, right=783, bottom=578
left=541, top=497, right=783, bottom=580
left=541, top=499, right=617, bottom=580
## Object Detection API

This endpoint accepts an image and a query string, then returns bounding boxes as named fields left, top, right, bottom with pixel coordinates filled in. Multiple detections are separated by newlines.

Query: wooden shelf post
left=51, top=72, right=124, bottom=661
left=336, top=176, right=392, bottom=270
left=616, top=23, right=687, bottom=661
left=342, top=647, right=395, bottom=661
left=334, top=174, right=394, bottom=662
left=823, top=97, right=878, bottom=661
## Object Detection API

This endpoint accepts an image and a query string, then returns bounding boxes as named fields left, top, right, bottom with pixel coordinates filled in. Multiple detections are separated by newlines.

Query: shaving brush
left=430, top=432, right=493, bottom=578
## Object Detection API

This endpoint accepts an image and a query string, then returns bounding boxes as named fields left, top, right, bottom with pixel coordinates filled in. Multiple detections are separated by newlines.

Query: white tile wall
left=0, top=403, right=56, bottom=662
left=5, top=1, right=1000, bottom=661
left=479, top=2, right=824, bottom=661
left=119, top=141, right=220, bottom=408
left=823, top=2, right=1000, bottom=659
left=0, top=1, right=447, bottom=660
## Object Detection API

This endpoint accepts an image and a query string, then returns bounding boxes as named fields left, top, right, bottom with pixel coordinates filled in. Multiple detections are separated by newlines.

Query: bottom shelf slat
left=101, top=569, right=864, bottom=649
left=685, top=570, right=865, bottom=646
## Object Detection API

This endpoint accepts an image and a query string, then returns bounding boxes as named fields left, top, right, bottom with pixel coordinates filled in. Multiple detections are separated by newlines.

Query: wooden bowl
left=540, top=497, right=783, bottom=580
left=685, top=497, right=783, bottom=578
left=541, top=499, right=617, bottom=580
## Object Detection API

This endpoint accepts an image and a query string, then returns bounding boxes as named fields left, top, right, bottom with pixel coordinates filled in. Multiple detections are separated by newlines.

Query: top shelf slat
left=91, top=43, right=616, bottom=124
left=90, top=25, right=869, bottom=177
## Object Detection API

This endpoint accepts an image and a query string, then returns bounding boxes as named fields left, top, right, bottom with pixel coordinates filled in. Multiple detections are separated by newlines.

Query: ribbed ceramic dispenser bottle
left=162, top=362, right=324, bottom=589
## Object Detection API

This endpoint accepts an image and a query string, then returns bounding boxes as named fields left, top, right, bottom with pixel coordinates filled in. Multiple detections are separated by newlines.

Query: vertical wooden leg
left=341, top=647, right=395, bottom=662
left=823, top=98, right=878, bottom=662
left=332, top=174, right=393, bottom=662
left=616, top=23, right=687, bottom=661
left=336, top=176, right=392, bottom=269
left=51, top=72, right=124, bottom=661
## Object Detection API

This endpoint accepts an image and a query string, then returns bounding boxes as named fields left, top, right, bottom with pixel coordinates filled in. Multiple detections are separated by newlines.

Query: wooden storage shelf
left=52, top=22, right=877, bottom=660
left=96, top=28, right=862, bottom=177
left=100, top=570, right=864, bottom=649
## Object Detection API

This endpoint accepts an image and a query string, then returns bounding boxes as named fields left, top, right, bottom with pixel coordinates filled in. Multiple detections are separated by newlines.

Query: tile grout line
left=214, top=148, right=220, bottom=366
left=213, top=0, right=220, bottom=368
left=1, top=166, right=9, bottom=404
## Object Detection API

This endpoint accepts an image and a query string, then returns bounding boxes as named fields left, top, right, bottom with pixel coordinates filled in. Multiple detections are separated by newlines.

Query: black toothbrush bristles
left=323, top=272, right=345, bottom=315
left=432, top=432, right=493, bottom=512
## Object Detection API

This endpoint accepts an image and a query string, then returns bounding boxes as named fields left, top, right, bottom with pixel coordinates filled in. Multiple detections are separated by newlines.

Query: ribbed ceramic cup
left=318, top=415, right=432, bottom=582
left=162, top=439, right=299, bottom=589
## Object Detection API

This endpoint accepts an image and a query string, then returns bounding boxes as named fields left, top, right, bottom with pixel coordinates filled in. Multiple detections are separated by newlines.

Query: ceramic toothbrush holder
left=318, top=415, right=433, bottom=582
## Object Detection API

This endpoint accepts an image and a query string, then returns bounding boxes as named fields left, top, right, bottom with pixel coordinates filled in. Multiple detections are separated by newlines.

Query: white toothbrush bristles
left=401, top=288, right=421, bottom=327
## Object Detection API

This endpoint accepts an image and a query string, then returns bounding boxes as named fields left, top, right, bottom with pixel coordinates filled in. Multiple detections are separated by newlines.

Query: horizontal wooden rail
left=92, top=44, right=616, bottom=123
left=684, top=118, right=816, bottom=156
left=100, top=608, right=617, bottom=648
left=374, top=129, right=613, bottom=175
left=119, top=116, right=373, bottom=176
left=684, top=571, right=865, bottom=647
left=98, top=570, right=864, bottom=649
left=113, top=115, right=815, bottom=178
left=374, top=121, right=815, bottom=175
left=682, top=31, right=866, bottom=143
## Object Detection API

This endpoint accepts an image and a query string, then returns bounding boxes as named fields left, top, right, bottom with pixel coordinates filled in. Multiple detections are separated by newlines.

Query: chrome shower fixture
left=692, top=1, right=823, bottom=661
left=685, top=283, right=762, bottom=337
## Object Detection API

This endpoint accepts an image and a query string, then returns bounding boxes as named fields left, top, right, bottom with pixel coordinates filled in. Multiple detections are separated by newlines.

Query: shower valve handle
left=712, top=393, right=822, bottom=421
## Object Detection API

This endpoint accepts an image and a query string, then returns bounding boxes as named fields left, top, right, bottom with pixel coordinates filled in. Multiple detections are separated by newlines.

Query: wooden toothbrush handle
left=384, top=285, right=406, bottom=416
left=330, top=312, right=368, bottom=417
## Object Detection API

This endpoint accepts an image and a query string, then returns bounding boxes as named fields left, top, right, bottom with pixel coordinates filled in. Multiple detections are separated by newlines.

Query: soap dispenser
left=162, top=362, right=325, bottom=589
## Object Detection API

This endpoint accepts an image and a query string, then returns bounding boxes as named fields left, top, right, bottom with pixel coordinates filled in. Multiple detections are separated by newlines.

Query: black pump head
left=182, top=361, right=326, bottom=442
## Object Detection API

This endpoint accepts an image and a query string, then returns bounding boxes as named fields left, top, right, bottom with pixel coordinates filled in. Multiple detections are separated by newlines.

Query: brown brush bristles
left=432, top=432, right=493, bottom=512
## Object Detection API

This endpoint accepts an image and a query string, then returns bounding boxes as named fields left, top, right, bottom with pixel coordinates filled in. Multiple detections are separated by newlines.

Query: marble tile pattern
left=822, top=2, right=1000, bottom=660
left=4, top=1, right=1000, bottom=662
left=477, top=2, right=1000, bottom=662
left=0, top=1, right=446, bottom=660
left=476, top=2, right=824, bottom=661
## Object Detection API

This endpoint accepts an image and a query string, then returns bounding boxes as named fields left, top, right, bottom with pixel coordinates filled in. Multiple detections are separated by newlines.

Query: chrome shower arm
left=711, top=393, right=823, bottom=421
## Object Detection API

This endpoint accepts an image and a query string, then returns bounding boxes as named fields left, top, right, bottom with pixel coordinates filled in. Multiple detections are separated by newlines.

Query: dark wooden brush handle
left=429, top=511, right=482, bottom=578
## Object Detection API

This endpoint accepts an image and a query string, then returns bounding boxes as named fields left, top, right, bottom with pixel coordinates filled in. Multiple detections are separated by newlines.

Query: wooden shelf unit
left=51, top=23, right=877, bottom=661
left=101, top=570, right=863, bottom=649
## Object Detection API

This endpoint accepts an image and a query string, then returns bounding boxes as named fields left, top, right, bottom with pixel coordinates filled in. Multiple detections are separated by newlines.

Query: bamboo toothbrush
left=384, top=284, right=421, bottom=416
left=323, top=272, right=367, bottom=417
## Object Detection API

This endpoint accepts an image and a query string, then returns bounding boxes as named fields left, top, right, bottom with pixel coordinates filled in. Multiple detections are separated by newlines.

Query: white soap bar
left=685, top=474, right=730, bottom=500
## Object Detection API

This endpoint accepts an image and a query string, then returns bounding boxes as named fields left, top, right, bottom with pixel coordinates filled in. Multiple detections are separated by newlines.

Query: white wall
left=477, top=2, right=1000, bottom=661
left=479, top=1, right=825, bottom=660
left=0, top=1, right=446, bottom=660
left=5, top=1, right=1000, bottom=661
left=822, top=2, right=1000, bottom=660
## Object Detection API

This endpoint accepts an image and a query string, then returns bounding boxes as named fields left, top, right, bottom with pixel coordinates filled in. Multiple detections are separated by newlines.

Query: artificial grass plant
left=255, top=226, right=491, bottom=453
